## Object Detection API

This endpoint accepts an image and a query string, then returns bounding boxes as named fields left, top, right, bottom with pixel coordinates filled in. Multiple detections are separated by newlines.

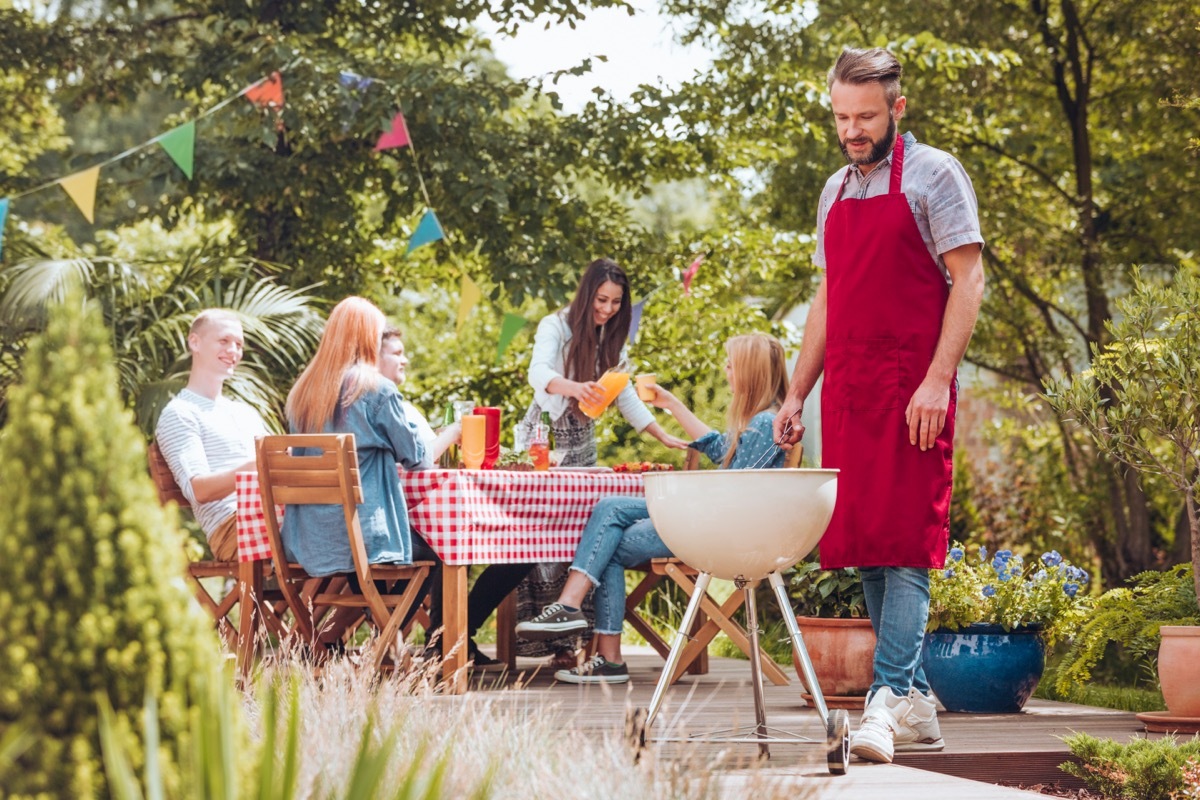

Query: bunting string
left=3, top=71, right=286, bottom=203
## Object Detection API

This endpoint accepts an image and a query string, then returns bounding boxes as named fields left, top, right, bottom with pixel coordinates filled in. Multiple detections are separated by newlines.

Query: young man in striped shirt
left=155, top=309, right=268, bottom=560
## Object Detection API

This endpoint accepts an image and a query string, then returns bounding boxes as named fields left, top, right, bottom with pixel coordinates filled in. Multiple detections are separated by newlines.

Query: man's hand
left=905, top=378, right=950, bottom=451
left=773, top=399, right=805, bottom=449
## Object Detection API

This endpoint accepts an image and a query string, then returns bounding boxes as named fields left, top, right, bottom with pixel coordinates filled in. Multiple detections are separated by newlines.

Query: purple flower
left=944, top=568, right=956, bottom=578
left=979, top=546, right=989, bottom=560
left=998, top=569, right=1012, bottom=582
left=982, top=585, right=996, bottom=597
left=1064, top=583, right=1080, bottom=598
left=949, top=547, right=964, bottom=562
left=1041, top=550, right=1063, bottom=567
left=1033, top=569, right=1048, bottom=582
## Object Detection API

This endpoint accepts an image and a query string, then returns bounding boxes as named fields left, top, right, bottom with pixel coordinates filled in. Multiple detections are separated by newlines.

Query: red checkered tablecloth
left=236, top=468, right=645, bottom=565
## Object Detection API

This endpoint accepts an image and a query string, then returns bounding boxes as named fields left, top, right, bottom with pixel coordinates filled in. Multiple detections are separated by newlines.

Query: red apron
left=819, top=135, right=955, bottom=570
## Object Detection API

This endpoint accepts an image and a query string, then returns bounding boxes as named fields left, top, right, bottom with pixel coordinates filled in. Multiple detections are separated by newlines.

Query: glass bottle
left=438, top=400, right=458, bottom=468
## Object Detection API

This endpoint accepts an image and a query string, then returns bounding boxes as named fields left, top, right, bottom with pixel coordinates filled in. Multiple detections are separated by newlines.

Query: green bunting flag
left=495, top=313, right=529, bottom=364
left=157, top=122, right=196, bottom=179
left=0, top=198, right=8, bottom=260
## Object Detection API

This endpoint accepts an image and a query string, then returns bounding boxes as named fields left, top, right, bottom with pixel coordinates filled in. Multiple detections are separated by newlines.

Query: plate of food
left=550, top=466, right=614, bottom=473
left=612, top=462, right=677, bottom=474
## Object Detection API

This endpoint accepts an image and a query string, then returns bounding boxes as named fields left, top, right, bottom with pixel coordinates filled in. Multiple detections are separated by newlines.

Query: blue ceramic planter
left=922, top=624, right=1046, bottom=713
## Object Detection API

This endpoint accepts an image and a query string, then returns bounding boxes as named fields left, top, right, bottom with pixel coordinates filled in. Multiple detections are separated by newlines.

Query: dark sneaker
left=555, top=654, right=630, bottom=685
left=469, top=646, right=508, bottom=673
left=515, top=603, right=588, bottom=640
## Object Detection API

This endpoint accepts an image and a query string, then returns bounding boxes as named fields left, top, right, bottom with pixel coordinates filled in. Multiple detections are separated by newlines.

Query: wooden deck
left=466, top=645, right=1155, bottom=799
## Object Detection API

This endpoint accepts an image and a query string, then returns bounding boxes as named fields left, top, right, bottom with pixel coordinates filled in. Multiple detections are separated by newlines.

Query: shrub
left=1061, top=732, right=1200, bottom=800
left=1055, top=564, right=1198, bottom=694
left=0, top=294, right=219, bottom=797
left=788, top=561, right=866, bottom=619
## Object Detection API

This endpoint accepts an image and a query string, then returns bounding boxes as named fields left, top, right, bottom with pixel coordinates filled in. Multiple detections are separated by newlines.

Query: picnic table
left=236, top=467, right=644, bottom=692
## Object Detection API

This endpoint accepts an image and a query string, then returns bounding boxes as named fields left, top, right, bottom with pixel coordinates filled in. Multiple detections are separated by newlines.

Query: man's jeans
left=860, top=566, right=931, bottom=696
left=569, top=497, right=672, bottom=635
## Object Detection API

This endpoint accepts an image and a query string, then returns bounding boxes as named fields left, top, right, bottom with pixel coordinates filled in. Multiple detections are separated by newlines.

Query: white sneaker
left=894, top=688, right=945, bottom=752
left=849, top=688, right=911, bottom=763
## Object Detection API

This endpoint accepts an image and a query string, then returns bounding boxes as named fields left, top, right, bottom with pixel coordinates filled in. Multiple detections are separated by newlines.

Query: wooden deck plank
left=468, top=645, right=1153, bottom=796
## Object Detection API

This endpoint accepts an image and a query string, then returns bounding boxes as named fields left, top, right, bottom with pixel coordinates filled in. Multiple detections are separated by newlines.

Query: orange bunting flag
left=374, top=111, right=411, bottom=151
left=682, top=253, right=705, bottom=296
left=245, top=72, right=285, bottom=110
left=59, top=167, right=101, bottom=223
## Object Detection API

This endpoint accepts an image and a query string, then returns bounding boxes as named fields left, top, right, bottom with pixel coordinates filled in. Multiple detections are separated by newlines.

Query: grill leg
left=744, top=581, right=770, bottom=759
left=645, top=571, right=712, bottom=729
left=769, top=571, right=830, bottom=725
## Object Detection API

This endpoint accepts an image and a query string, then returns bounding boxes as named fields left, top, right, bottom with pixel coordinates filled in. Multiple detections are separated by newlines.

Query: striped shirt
left=155, top=388, right=269, bottom=539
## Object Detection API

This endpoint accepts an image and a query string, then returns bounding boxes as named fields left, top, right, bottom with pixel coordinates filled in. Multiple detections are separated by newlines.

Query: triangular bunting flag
left=628, top=299, right=646, bottom=345
left=406, top=209, right=445, bottom=254
left=339, top=71, right=373, bottom=91
left=0, top=198, right=9, bottom=260
left=157, top=121, right=195, bottom=179
left=457, top=274, right=482, bottom=332
left=59, top=167, right=101, bottom=223
left=245, top=72, right=284, bottom=110
left=375, top=111, right=411, bottom=151
left=682, top=253, right=704, bottom=296
left=496, top=313, right=529, bottom=365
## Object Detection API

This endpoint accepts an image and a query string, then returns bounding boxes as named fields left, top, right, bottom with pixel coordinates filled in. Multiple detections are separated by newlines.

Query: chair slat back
left=255, top=434, right=382, bottom=607
left=148, top=441, right=190, bottom=507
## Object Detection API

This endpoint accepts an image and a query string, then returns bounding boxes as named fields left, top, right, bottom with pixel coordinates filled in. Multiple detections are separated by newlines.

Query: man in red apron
left=774, top=48, right=985, bottom=763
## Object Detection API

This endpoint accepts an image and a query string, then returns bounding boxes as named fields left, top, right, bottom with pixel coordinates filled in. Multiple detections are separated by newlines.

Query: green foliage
left=1035, top=679, right=1166, bottom=714
left=1055, top=565, right=1199, bottom=695
left=0, top=292, right=219, bottom=798
left=928, top=542, right=1091, bottom=647
left=1061, top=732, right=1200, bottom=800
left=788, top=561, right=866, bottom=619
left=1047, top=264, right=1200, bottom=606
left=0, top=223, right=325, bottom=431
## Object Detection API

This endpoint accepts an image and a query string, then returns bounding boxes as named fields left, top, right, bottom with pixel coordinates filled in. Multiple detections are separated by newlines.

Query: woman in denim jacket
left=517, top=333, right=790, bottom=684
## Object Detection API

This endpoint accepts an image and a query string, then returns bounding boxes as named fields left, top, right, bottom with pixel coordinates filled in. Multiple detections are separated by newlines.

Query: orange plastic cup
left=579, top=370, right=630, bottom=419
left=461, top=415, right=487, bottom=470
left=635, top=374, right=657, bottom=402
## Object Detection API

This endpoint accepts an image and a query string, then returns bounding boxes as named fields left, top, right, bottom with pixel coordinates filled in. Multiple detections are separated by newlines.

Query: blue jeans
left=569, top=497, right=672, bottom=635
left=860, top=567, right=931, bottom=696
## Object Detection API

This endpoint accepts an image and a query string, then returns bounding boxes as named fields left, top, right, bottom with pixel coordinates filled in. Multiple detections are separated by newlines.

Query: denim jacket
left=689, top=411, right=784, bottom=470
left=282, top=376, right=425, bottom=576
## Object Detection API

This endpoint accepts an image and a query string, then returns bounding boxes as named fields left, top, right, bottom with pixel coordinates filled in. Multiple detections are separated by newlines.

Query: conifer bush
left=0, top=294, right=220, bottom=798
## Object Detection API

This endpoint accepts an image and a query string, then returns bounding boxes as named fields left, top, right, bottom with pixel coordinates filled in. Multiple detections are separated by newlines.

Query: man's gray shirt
left=814, top=132, right=984, bottom=281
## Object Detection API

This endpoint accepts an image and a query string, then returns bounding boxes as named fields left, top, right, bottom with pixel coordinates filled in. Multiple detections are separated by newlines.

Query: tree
left=645, top=0, right=1200, bottom=585
left=1049, top=265, right=1200, bottom=604
left=0, top=291, right=219, bottom=798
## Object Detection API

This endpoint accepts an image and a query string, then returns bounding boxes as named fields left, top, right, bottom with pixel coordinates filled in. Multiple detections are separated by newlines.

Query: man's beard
left=839, top=115, right=896, bottom=168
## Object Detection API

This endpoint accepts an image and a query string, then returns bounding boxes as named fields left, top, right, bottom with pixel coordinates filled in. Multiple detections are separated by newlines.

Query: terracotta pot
left=792, top=616, right=876, bottom=702
left=1159, top=625, right=1200, bottom=717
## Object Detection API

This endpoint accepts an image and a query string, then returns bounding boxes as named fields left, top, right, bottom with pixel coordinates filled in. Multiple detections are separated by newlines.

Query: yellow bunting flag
left=457, top=273, right=482, bottom=332
left=59, top=167, right=101, bottom=223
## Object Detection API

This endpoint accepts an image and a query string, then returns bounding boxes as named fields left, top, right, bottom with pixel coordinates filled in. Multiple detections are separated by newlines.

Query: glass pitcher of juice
left=578, top=364, right=631, bottom=419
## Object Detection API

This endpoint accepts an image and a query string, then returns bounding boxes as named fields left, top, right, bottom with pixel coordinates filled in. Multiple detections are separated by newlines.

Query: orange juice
left=579, top=370, right=630, bottom=419
left=529, top=441, right=550, bottom=470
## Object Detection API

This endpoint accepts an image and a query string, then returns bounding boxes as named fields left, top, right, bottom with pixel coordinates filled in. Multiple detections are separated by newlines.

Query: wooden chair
left=256, top=433, right=435, bottom=671
left=621, top=443, right=805, bottom=685
left=147, top=441, right=243, bottom=650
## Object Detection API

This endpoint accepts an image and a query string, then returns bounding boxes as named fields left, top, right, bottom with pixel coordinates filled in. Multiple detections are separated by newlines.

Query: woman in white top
left=516, top=257, right=687, bottom=664
left=520, top=257, right=686, bottom=465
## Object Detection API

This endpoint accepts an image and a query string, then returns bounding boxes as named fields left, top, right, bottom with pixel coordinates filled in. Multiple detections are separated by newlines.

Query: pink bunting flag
left=682, top=254, right=705, bottom=296
left=375, top=112, right=411, bottom=151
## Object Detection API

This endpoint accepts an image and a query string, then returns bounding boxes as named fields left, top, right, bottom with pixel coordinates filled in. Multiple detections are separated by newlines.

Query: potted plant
left=788, top=560, right=875, bottom=708
left=923, top=542, right=1090, bottom=712
left=1048, top=265, right=1200, bottom=720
